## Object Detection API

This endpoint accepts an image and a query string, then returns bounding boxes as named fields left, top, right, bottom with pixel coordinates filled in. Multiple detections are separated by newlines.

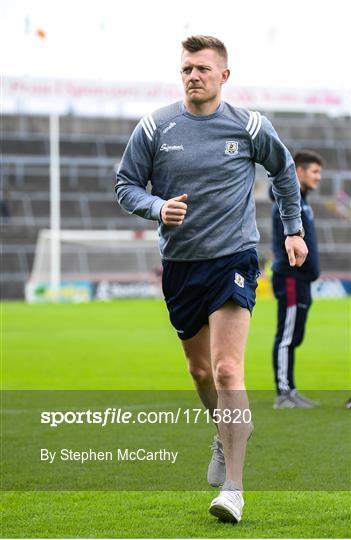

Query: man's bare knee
left=188, top=363, right=213, bottom=385
left=213, top=358, right=244, bottom=388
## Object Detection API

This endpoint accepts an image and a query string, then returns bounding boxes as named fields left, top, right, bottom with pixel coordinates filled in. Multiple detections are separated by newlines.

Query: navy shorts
left=162, top=249, right=260, bottom=340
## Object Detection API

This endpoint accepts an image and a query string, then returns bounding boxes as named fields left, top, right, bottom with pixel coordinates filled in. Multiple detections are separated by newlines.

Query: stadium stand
left=1, top=112, right=350, bottom=298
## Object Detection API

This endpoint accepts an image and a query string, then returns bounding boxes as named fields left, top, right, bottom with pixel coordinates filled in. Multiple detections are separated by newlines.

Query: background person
left=271, top=150, right=323, bottom=408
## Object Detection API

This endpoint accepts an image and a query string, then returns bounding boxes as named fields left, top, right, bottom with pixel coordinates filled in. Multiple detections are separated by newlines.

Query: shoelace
left=221, top=489, right=243, bottom=507
left=210, top=438, right=225, bottom=462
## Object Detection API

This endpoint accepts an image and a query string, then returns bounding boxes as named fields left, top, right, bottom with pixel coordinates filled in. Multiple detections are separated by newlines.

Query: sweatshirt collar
left=181, top=101, right=224, bottom=120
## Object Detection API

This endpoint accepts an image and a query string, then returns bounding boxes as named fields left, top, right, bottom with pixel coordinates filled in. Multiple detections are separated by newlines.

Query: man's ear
left=296, top=165, right=304, bottom=177
left=221, top=68, right=230, bottom=84
left=295, top=165, right=306, bottom=184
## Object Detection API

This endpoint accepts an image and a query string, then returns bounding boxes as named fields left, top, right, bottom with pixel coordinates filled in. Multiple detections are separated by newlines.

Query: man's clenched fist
left=161, top=193, right=188, bottom=226
left=285, top=236, right=308, bottom=267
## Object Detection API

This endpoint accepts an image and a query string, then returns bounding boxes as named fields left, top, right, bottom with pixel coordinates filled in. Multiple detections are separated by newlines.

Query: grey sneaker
left=207, top=423, right=254, bottom=487
left=289, top=389, right=319, bottom=408
left=273, top=393, right=296, bottom=409
left=274, top=390, right=319, bottom=409
left=207, top=435, right=225, bottom=487
left=209, top=484, right=244, bottom=523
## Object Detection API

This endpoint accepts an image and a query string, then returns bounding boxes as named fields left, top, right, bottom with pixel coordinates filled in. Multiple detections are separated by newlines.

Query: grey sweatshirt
left=115, top=101, right=302, bottom=260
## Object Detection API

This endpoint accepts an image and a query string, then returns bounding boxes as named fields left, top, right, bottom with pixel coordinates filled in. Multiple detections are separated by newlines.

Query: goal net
left=25, top=229, right=163, bottom=302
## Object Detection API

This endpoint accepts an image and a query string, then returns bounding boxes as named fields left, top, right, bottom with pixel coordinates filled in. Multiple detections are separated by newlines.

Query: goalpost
left=25, top=230, right=163, bottom=302
left=32, top=115, right=162, bottom=303
left=49, top=114, right=61, bottom=298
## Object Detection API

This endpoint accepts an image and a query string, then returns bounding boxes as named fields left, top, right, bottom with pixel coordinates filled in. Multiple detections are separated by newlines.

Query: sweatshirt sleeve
left=249, top=112, right=302, bottom=235
left=115, top=119, right=166, bottom=221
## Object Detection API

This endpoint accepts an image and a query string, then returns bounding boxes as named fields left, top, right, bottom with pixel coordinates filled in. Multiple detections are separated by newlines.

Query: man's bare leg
left=181, top=325, right=218, bottom=418
left=209, top=301, right=251, bottom=490
left=181, top=325, right=227, bottom=488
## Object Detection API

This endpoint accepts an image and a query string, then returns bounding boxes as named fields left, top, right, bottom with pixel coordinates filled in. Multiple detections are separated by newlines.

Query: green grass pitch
left=1, top=297, right=350, bottom=538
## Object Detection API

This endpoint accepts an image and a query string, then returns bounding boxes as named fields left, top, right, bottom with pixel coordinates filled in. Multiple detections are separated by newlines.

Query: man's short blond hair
left=181, top=35, right=228, bottom=66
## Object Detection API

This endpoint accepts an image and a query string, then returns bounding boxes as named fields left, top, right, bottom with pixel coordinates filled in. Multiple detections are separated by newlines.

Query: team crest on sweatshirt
left=225, top=141, right=239, bottom=155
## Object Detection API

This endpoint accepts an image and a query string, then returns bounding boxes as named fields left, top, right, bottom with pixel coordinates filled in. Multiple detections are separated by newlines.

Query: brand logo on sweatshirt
left=163, top=122, right=177, bottom=134
left=160, top=144, right=184, bottom=153
left=225, top=140, right=239, bottom=155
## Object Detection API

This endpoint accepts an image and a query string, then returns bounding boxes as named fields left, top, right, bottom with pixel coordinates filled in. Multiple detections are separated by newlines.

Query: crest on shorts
left=225, top=141, right=239, bottom=155
left=235, top=272, right=245, bottom=288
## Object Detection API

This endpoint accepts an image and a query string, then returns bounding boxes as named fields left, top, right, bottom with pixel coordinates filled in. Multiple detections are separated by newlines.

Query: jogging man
left=271, top=150, right=323, bottom=408
left=116, top=35, right=308, bottom=524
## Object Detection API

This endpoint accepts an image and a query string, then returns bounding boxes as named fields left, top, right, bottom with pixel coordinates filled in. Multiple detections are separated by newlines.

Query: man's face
left=180, top=48, right=229, bottom=105
left=297, top=163, right=322, bottom=191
